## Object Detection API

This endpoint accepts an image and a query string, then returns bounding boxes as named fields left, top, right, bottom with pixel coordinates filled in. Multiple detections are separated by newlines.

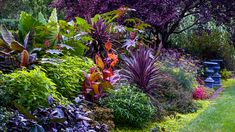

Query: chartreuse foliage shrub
left=43, top=56, right=95, bottom=98
left=220, top=69, right=232, bottom=80
left=0, top=67, right=65, bottom=110
left=100, top=84, right=155, bottom=127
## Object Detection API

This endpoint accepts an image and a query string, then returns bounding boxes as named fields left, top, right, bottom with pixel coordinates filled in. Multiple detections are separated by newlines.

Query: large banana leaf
left=18, top=12, right=42, bottom=42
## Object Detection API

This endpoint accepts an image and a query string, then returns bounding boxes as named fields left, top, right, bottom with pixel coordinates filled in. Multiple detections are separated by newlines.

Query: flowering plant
left=193, top=86, right=209, bottom=100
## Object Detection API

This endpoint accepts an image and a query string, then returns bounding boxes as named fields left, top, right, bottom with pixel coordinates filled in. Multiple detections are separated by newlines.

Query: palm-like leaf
left=122, top=46, right=159, bottom=93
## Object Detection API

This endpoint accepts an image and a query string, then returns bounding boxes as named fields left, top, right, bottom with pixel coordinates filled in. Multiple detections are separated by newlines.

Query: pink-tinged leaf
left=21, top=50, right=29, bottom=67
left=110, top=74, right=120, bottom=85
left=90, top=67, right=97, bottom=73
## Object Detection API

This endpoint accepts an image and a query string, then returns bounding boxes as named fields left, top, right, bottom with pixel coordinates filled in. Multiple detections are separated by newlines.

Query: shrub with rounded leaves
left=100, top=84, right=155, bottom=127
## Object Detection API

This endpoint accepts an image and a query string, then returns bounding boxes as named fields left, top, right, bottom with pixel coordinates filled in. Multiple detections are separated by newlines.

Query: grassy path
left=115, top=79, right=235, bottom=132
left=181, top=79, right=235, bottom=132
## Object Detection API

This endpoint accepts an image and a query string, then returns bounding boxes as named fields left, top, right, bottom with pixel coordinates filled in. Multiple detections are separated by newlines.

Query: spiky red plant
left=122, top=46, right=159, bottom=93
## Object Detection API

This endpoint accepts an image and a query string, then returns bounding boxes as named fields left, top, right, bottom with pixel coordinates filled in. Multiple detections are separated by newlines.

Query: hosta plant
left=121, top=46, right=159, bottom=93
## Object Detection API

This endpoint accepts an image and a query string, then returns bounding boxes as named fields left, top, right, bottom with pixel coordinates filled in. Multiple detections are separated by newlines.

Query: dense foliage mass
left=152, top=76, right=197, bottom=114
left=52, top=0, right=235, bottom=46
left=101, top=85, right=155, bottom=127
left=0, top=0, right=233, bottom=131
left=0, top=67, right=65, bottom=110
left=5, top=96, right=108, bottom=131
left=43, top=56, right=94, bottom=98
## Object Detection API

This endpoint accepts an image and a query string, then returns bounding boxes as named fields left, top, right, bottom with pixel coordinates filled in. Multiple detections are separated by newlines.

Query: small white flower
left=122, top=38, right=137, bottom=50
left=113, top=25, right=126, bottom=33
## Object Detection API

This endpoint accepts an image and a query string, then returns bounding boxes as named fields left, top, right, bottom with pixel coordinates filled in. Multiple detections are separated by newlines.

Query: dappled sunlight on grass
left=158, top=100, right=210, bottom=132
left=115, top=79, right=235, bottom=132
left=181, top=79, right=235, bottom=132
left=114, top=100, right=210, bottom=132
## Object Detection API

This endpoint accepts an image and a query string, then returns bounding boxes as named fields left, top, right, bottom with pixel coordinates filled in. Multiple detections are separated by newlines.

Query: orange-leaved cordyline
left=105, top=39, right=112, bottom=51
left=108, top=52, right=118, bottom=67
left=95, top=54, right=105, bottom=70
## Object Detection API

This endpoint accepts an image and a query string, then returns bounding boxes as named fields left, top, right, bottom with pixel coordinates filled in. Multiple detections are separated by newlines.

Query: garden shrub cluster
left=220, top=69, right=232, bottom=80
left=0, top=0, right=234, bottom=130
left=160, top=67, right=197, bottom=92
left=193, top=86, right=215, bottom=100
left=152, top=76, right=197, bottom=115
left=0, top=67, right=66, bottom=110
left=100, top=84, right=155, bottom=127
left=5, top=96, right=108, bottom=131
left=42, top=56, right=94, bottom=99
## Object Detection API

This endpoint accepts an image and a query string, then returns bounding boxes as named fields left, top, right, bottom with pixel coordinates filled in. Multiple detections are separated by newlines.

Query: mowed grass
left=181, top=79, right=235, bottom=132
left=115, top=79, right=235, bottom=132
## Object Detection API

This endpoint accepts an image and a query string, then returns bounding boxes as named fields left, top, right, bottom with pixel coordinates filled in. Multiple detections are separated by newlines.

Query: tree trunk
left=156, top=32, right=169, bottom=57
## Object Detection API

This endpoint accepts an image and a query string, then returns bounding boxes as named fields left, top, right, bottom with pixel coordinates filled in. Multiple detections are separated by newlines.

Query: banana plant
left=0, top=25, right=41, bottom=68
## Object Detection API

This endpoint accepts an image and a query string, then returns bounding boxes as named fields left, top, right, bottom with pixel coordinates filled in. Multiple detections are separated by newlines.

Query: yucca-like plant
left=122, top=46, right=159, bottom=93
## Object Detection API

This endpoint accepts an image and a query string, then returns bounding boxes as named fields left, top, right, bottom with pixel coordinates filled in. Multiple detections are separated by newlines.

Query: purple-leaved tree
left=51, top=0, right=235, bottom=51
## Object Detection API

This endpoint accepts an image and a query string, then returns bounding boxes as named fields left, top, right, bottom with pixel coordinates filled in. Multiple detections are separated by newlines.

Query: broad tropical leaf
left=95, top=54, right=105, bottom=70
left=0, top=25, right=14, bottom=45
left=38, top=12, right=47, bottom=25
left=11, top=41, right=25, bottom=51
left=19, top=12, right=41, bottom=41
left=48, top=8, right=58, bottom=23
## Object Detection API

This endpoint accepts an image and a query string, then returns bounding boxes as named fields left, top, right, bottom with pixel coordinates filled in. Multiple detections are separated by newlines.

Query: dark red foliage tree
left=51, top=0, right=235, bottom=49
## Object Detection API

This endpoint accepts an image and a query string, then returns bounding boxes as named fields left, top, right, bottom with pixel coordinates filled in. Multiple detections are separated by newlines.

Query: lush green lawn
left=181, top=79, right=235, bottom=132
left=115, top=79, right=235, bottom=132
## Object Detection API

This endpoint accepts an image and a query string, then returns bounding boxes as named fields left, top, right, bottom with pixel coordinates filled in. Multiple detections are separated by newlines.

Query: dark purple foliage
left=86, top=19, right=110, bottom=59
left=51, top=0, right=235, bottom=46
left=6, top=96, right=108, bottom=132
left=122, top=46, right=159, bottom=93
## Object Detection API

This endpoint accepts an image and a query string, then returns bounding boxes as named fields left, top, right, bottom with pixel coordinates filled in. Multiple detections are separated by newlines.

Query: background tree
left=51, top=0, right=235, bottom=51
